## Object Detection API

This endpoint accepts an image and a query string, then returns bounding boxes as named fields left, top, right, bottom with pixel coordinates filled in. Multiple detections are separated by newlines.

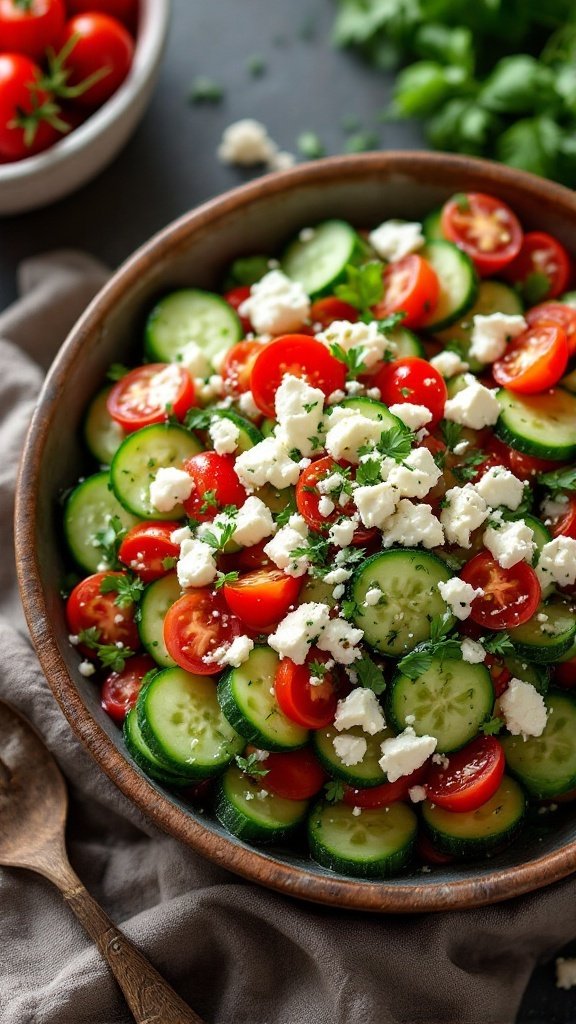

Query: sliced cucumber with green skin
left=434, top=280, right=523, bottom=367
left=523, top=514, right=551, bottom=564
left=138, top=667, right=243, bottom=778
left=560, top=290, right=576, bottom=309
left=84, top=386, right=125, bottom=466
left=313, top=724, right=390, bottom=787
left=502, top=691, right=576, bottom=798
left=261, top=418, right=276, bottom=438
left=420, top=240, right=478, bottom=332
left=123, top=708, right=192, bottom=787
left=421, top=776, right=526, bottom=857
left=145, top=289, right=242, bottom=366
left=387, top=656, right=494, bottom=753
left=281, top=220, right=361, bottom=296
left=110, top=423, right=202, bottom=520
left=331, top=396, right=403, bottom=430
left=298, top=575, right=337, bottom=609
left=138, top=573, right=180, bottom=668
left=560, top=366, right=576, bottom=394
left=423, top=208, right=444, bottom=242
left=186, top=407, right=262, bottom=454
left=216, top=766, right=309, bottom=843
left=503, top=656, right=550, bottom=694
left=350, top=549, right=455, bottom=657
left=509, top=599, right=576, bottom=663
left=226, top=254, right=270, bottom=288
left=64, top=471, right=138, bottom=573
left=496, top=388, right=576, bottom=461
left=308, top=799, right=417, bottom=878
left=386, top=325, right=425, bottom=358
left=256, top=483, right=296, bottom=518
left=217, top=646, right=308, bottom=751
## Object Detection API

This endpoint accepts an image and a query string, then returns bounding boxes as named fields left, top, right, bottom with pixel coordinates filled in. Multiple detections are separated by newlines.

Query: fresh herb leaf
left=94, top=515, right=127, bottom=569
left=215, top=570, right=240, bottom=589
left=440, top=420, right=462, bottom=451
left=106, top=363, right=130, bottom=381
left=308, top=660, right=329, bottom=678
left=161, top=556, right=178, bottom=570
left=324, top=779, right=345, bottom=803
left=201, top=518, right=236, bottom=551
left=199, top=490, right=219, bottom=515
left=184, top=408, right=213, bottom=432
left=480, top=632, right=514, bottom=656
left=538, top=466, right=576, bottom=492
left=335, top=261, right=384, bottom=311
left=100, top=574, right=144, bottom=607
left=398, top=612, right=461, bottom=680
left=480, top=715, right=505, bottom=736
left=355, top=654, right=386, bottom=695
left=374, top=422, right=414, bottom=462
left=452, top=451, right=487, bottom=483
left=188, top=76, right=224, bottom=103
left=341, top=598, right=361, bottom=620
left=329, top=342, right=368, bottom=380
left=355, top=456, right=382, bottom=486
left=76, top=628, right=135, bottom=672
left=291, top=531, right=331, bottom=576
left=297, top=130, right=325, bottom=159
left=235, top=752, right=269, bottom=778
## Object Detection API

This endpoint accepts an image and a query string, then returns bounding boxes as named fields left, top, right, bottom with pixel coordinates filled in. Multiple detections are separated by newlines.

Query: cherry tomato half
left=118, top=522, right=180, bottom=582
left=101, top=653, right=157, bottom=725
left=221, top=340, right=262, bottom=396
left=295, top=456, right=375, bottom=544
left=274, top=649, right=338, bottom=729
left=250, top=335, right=346, bottom=418
left=492, top=324, right=569, bottom=394
left=0, top=0, right=65, bottom=60
left=374, top=357, right=447, bottom=427
left=460, top=552, right=541, bottom=630
left=223, top=286, right=252, bottom=335
left=425, top=736, right=505, bottom=813
left=248, top=746, right=327, bottom=800
left=107, top=363, right=195, bottom=432
left=502, top=231, right=571, bottom=301
left=343, top=764, right=428, bottom=809
left=416, top=832, right=455, bottom=865
left=554, top=657, right=576, bottom=690
left=60, top=13, right=134, bottom=108
left=372, top=254, right=439, bottom=329
left=526, top=302, right=576, bottom=358
left=0, top=53, right=60, bottom=160
left=223, top=567, right=302, bottom=632
left=487, top=435, right=564, bottom=482
left=163, top=589, right=243, bottom=676
left=66, top=570, right=140, bottom=651
left=310, top=296, right=359, bottom=329
left=547, top=494, right=576, bottom=540
left=182, top=451, right=248, bottom=521
left=440, top=192, right=523, bottom=276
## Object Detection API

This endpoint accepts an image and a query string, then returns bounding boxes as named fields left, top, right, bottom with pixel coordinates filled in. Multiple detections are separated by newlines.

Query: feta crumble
left=79, top=660, right=96, bottom=677
left=334, top=688, right=386, bottom=735
left=441, top=483, right=489, bottom=548
left=380, top=500, right=444, bottom=550
left=469, top=313, right=526, bottom=364
left=388, top=403, right=433, bottom=431
left=317, top=319, right=393, bottom=370
left=274, top=373, right=325, bottom=457
left=234, top=436, right=300, bottom=490
left=499, top=678, right=548, bottom=740
left=316, top=618, right=364, bottom=666
left=268, top=602, right=331, bottom=664
left=333, top=733, right=367, bottom=767
left=474, top=466, right=525, bottom=511
left=535, top=537, right=576, bottom=589
left=208, top=416, right=240, bottom=455
left=460, top=638, right=486, bottom=664
left=217, top=118, right=294, bottom=171
left=443, top=374, right=500, bottom=429
left=438, top=577, right=483, bottom=620
left=379, top=727, right=437, bottom=783
left=177, top=538, right=218, bottom=588
left=239, top=270, right=310, bottom=336
left=264, top=514, right=309, bottom=577
left=430, top=350, right=469, bottom=378
left=368, top=219, right=425, bottom=262
left=231, top=496, right=275, bottom=547
left=483, top=519, right=535, bottom=569
left=149, top=467, right=194, bottom=513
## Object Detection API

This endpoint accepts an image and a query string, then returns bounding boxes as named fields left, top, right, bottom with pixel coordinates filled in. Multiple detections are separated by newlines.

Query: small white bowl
left=0, top=0, right=170, bottom=215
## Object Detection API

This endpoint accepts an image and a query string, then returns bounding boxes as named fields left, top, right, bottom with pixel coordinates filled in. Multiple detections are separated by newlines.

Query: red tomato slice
left=107, top=363, right=195, bottom=432
left=223, top=286, right=252, bottom=334
left=222, top=567, right=302, bottom=631
left=343, top=764, right=428, bottom=809
left=250, top=335, right=346, bottom=418
left=221, top=340, right=262, bottom=395
left=492, top=324, right=569, bottom=394
left=0, top=0, right=65, bottom=61
left=66, top=570, right=140, bottom=652
left=182, top=451, right=248, bottom=521
left=163, top=589, right=243, bottom=676
left=487, top=435, right=563, bottom=482
left=295, top=456, right=375, bottom=544
left=460, top=553, right=541, bottom=630
left=118, top=523, right=180, bottom=583
left=230, top=540, right=273, bottom=570
left=502, top=231, right=571, bottom=300
left=274, top=649, right=338, bottom=729
left=247, top=746, right=327, bottom=800
left=417, top=832, right=455, bottom=865
left=60, top=13, right=134, bottom=108
left=484, top=655, right=512, bottom=698
left=374, top=357, right=447, bottom=427
left=101, top=653, right=157, bottom=725
left=526, top=302, right=576, bottom=357
left=440, top=193, right=523, bottom=276
left=310, top=296, right=359, bottom=329
left=425, top=736, right=505, bottom=813
left=546, top=494, right=576, bottom=540
left=553, top=657, right=576, bottom=690
left=372, top=254, right=439, bottom=329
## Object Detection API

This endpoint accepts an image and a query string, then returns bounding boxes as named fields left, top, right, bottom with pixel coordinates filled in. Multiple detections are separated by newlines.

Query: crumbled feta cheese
left=69, top=634, right=79, bottom=645
left=469, top=313, right=526, bottom=364
left=325, top=410, right=386, bottom=464
left=388, top=403, right=433, bottom=431
left=215, top=635, right=254, bottom=668
left=438, top=577, right=483, bottom=621
left=333, top=733, right=367, bottom=767
left=263, top=514, right=309, bottom=577
left=239, top=270, right=310, bottom=335
left=170, top=525, right=193, bottom=546
left=429, top=350, right=469, bottom=378
left=208, top=416, right=240, bottom=455
left=316, top=319, right=393, bottom=369
left=238, top=390, right=261, bottom=420
left=268, top=602, right=331, bottom=664
left=234, top=436, right=300, bottom=490
left=541, top=495, right=569, bottom=524
left=231, top=496, right=275, bottom=547
left=177, top=340, right=212, bottom=379
left=274, top=373, right=325, bottom=457
left=441, top=483, right=489, bottom=548
left=323, top=566, right=353, bottom=586
left=79, top=660, right=96, bottom=677
left=499, top=678, right=548, bottom=740
left=556, top=958, right=576, bottom=990
left=317, top=618, right=364, bottom=665
left=432, top=752, right=450, bottom=769
left=380, top=500, right=444, bottom=549
left=365, top=586, right=382, bottom=607
left=452, top=440, right=469, bottom=456
left=149, top=467, right=194, bottom=512
left=475, top=466, right=525, bottom=511
left=409, top=785, right=427, bottom=803
left=327, top=388, right=346, bottom=405
left=368, top=219, right=425, bottom=262
left=328, top=516, right=359, bottom=548
left=536, top=536, right=576, bottom=589
left=334, top=688, right=386, bottom=735
left=217, top=118, right=292, bottom=170
left=443, top=374, right=500, bottom=429
left=194, top=375, right=225, bottom=404
left=318, top=495, right=335, bottom=517
left=177, top=538, right=218, bottom=588
left=353, top=481, right=398, bottom=529
left=386, top=447, right=442, bottom=500
left=352, top=806, right=362, bottom=816
left=460, top=638, right=486, bottom=664
left=378, top=727, right=437, bottom=783
left=483, top=519, right=535, bottom=569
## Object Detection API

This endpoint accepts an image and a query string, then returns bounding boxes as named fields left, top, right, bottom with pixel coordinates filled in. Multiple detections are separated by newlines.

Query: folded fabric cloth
left=1, top=252, right=574, bottom=1024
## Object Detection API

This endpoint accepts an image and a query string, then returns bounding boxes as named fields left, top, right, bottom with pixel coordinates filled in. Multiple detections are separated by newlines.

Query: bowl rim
left=0, top=0, right=171, bottom=183
left=15, top=151, right=576, bottom=912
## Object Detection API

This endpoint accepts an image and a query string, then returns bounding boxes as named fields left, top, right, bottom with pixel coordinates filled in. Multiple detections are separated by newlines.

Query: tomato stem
left=39, top=34, right=111, bottom=100
left=9, top=95, right=69, bottom=148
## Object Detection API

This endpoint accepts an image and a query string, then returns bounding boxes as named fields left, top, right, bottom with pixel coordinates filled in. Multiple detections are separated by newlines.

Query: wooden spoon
left=0, top=698, right=205, bottom=1024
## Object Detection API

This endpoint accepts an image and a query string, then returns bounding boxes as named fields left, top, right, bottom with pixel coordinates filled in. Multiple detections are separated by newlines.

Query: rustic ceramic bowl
left=15, top=152, right=576, bottom=911
left=0, top=0, right=170, bottom=215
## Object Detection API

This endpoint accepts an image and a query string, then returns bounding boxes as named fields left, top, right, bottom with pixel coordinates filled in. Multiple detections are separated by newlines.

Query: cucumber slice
left=387, top=656, right=494, bottom=753
left=110, top=423, right=202, bottom=520
left=388, top=325, right=425, bottom=359
left=350, top=550, right=455, bottom=657
left=138, top=667, right=243, bottom=778
left=215, top=765, right=308, bottom=843
left=509, top=599, right=576, bottom=663
left=281, top=220, right=360, bottom=296
left=261, top=418, right=276, bottom=438
left=502, top=691, right=576, bottom=798
left=434, top=281, right=524, bottom=367
left=226, top=254, right=270, bottom=287
left=523, top=514, right=551, bottom=564
left=138, top=573, right=180, bottom=668
left=421, top=776, right=526, bottom=857
left=308, top=799, right=417, bottom=878
left=255, top=483, right=296, bottom=518
left=313, top=724, right=390, bottom=787
left=298, top=575, right=337, bottom=609
left=218, top=646, right=308, bottom=751
left=560, top=290, right=576, bottom=309
left=186, top=407, right=262, bottom=454
left=83, top=386, right=125, bottom=466
left=423, top=208, right=444, bottom=242
left=145, top=289, right=242, bottom=365
left=503, top=656, right=550, bottom=694
left=330, top=396, right=403, bottom=430
left=496, top=388, right=576, bottom=461
left=560, top=366, right=576, bottom=394
left=420, top=241, right=478, bottom=332
left=64, top=471, right=138, bottom=573
left=123, top=708, right=192, bottom=787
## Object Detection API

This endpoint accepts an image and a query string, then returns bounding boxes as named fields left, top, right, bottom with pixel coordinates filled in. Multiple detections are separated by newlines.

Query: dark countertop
left=1, top=0, right=575, bottom=1020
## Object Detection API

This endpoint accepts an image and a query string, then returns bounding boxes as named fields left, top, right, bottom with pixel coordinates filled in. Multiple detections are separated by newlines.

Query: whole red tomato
left=0, top=53, right=63, bottom=160
left=60, top=12, right=134, bottom=108
left=65, top=0, right=138, bottom=33
left=0, top=0, right=65, bottom=60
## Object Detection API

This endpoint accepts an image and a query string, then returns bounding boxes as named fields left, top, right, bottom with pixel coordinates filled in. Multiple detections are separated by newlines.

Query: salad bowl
left=15, top=151, right=576, bottom=912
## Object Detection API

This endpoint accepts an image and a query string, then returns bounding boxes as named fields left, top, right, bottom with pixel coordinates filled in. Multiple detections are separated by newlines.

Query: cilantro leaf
left=201, top=518, right=236, bottom=552
left=100, top=574, right=145, bottom=607
left=355, top=654, right=386, bottom=695
left=480, top=715, right=505, bottom=736
left=93, top=515, right=127, bottom=569
left=215, top=570, right=240, bottom=589
left=184, top=408, right=213, bottom=432
left=452, top=451, right=488, bottom=483
left=335, top=261, right=384, bottom=311
left=398, top=613, right=461, bottom=680
left=538, top=466, right=576, bottom=493
left=235, top=752, right=269, bottom=778
left=374, top=422, right=414, bottom=462
left=440, top=420, right=462, bottom=451
left=480, top=632, right=514, bottom=656
left=76, top=628, right=135, bottom=672
left=329, top=341, right=368, bottom=380
left=355, top=456, right=382, bottom=486
left=324, top=779, right=345, bottom=803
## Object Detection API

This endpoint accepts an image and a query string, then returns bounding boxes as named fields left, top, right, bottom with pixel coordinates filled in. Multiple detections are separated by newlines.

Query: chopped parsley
left=480, top=715, right=505, bottom=736
left=235, top=752, right=269, bottom=778
left=76, top=627, right=135, bottom=673
left=93, top=515, right=127, bottom=569
left=354, top=654, right=386, bottom=695
left=335, top=261, right=384, bottom=311
left=100, top=574, right=144, bottom=607
left=324, top=779, right=345, bottom=803
left=397, top=612, right=461, bottom=680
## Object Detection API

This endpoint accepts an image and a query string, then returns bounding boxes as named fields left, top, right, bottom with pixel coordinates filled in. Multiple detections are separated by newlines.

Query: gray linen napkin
left=1, top=252, right=575, bottom=1024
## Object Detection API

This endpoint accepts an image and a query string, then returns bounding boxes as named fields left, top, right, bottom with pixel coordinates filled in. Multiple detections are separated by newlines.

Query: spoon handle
left=56, top=866, right=205, bottom=1024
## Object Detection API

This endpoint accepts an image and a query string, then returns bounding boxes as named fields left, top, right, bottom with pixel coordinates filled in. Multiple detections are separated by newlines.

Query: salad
left=63, top=192, right=576, bottom=879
